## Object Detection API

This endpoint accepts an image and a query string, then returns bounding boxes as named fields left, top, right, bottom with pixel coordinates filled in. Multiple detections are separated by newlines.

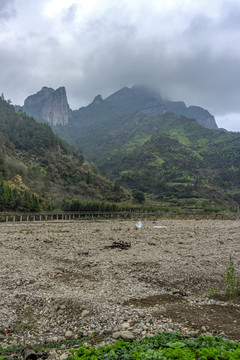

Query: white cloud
left=1, top=0, right=240, bottom=130
left=216, top=113, right=240, bottom=132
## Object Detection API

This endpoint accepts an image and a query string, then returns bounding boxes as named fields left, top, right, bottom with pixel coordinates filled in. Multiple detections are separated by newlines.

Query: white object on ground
left=153, top=226, right=167, bottom=228
left=136, top=221, right=143, bottom=228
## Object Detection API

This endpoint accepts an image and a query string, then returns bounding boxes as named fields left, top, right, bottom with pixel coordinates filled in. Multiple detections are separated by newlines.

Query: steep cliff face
left=23, top=86, right=72, bottom=125
left=41, top=87, right=72, bottom=126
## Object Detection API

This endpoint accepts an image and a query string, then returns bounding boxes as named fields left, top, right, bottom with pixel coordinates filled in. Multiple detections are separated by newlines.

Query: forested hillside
left=97, top=112, right=240, bottom=212
left=0, top=96, right=129, bottom=211
left=12, top=85, right=240, bottom=213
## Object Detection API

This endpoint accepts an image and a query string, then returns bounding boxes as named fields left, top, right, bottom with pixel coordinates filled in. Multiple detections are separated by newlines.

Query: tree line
left=0, top=180, right=40, bottom=212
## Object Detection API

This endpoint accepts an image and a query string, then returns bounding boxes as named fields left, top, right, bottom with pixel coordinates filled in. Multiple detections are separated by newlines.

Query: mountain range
left=13, top=85, right=240, bottom=212
left=21, top=85, right=217, bottom=130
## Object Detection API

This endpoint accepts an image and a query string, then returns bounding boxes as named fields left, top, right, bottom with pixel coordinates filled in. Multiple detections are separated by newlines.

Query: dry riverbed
left=0, top=218, right=240, bottom=350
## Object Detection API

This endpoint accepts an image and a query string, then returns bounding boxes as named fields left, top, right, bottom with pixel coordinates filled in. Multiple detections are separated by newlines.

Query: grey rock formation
left=21, top=84, right=218, bottom=130
left=90, top=94, right=104, bottom=105
left=164, top=101, right=218, bottom=130
left=23, top=86, right=72, bottom=126
left=105, top=85, right=218, bottom=130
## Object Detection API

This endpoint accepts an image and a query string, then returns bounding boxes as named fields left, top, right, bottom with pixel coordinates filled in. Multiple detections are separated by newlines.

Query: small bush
left=222, top=255, right=239, bottom=300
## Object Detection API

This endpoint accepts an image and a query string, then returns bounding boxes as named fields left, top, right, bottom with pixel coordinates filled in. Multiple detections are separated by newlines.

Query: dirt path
left=0, top=218, right=240, bottom=345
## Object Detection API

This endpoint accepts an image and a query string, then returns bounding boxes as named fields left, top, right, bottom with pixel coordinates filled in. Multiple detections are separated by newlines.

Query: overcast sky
left=1, top=0, right=240, bottom=131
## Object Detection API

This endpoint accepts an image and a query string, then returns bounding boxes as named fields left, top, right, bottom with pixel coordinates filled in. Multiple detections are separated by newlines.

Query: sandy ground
left=0, top=218, right=240, bottom=344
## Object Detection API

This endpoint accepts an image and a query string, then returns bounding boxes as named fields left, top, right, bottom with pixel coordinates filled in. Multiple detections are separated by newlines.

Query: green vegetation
left=67, top=333, right=240, bottom=359
left=16, top=85, right=240, bottom=212
left=222, top=255, right=239, bottom=300
left=48, top=83, right=240, bottom=212
left=0, top=96, right=129, bottom=211
left=207, top=255, right=240, bottom=302
left=1, top=333, right=240, bottom=360
left=62, top=199, right=154, bottom=213
left=94, top=114, right=240, bottom=212
left=0, top=178, right=40, bottom=212
left=54, top=95, right=240, bottom=212
left=14, top=303, right=40, bottom=331
left=133, top=190, right=145, bottom=204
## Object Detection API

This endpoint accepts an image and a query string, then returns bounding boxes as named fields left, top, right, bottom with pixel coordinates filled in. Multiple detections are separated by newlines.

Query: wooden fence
left=0, top=211, right=155, bottom=222
left=0, top=211, right=239, bottom=222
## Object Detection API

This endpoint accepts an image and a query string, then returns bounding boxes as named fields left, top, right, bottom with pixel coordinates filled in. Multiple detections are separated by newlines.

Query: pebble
left=48, top=349, right=58, bottom=360
left=171, top=288, right=180, bottom=294
left=64, top=330, right=73, bottom=340
left=112, top=330, right=135, bottom=340
left=120, top=322, right=130, bottom=329
left=77, top=250, right=89, bottom=256
left=81, top=310, right=90, bottom=317
left=59, top=353, right=69, bottom=360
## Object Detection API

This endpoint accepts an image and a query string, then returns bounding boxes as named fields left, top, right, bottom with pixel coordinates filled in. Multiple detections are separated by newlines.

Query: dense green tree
left=133, top=190, right=145, bottom=204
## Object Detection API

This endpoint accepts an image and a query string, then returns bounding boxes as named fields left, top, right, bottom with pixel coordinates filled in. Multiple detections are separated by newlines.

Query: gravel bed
left=0, top=218, right=240, bottom=351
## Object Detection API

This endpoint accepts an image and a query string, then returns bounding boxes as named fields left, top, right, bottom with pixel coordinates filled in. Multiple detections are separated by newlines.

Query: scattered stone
left=1, top=220, right=240, bottom=348
left=59, top=353, right=69, bottom=360
left=65, top=330, right=73, bottom=340
left=77, top=250, right=89, bottom=256
left=171, top=288, right=180, bottom=295
left=46, top=337, right=57, bottom=344
left=48, top=349, right=58, bottom=360
left=44, top=238, right=52, bottom=243
left=112, top=330, right=135, bottom=340
left=81, top=310, right=90, bottom=318
left=120, top=322, right=130, bottom=329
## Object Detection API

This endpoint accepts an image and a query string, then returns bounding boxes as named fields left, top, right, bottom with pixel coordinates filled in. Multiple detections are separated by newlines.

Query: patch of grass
left=207, top=255, right=240, bottom=302
left=68, top=333, right=240, bottom=359
left=205, top=287, right=220, bottom=298
left=14, top=304, right=41, bottom=331
left=222, top=255, right=239, bottom=300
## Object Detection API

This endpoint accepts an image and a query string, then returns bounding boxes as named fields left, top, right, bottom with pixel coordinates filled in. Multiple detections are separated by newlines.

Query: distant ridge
left=104, top=85, right=218, bottom=130
left=20, top=84, right=218, bottom=130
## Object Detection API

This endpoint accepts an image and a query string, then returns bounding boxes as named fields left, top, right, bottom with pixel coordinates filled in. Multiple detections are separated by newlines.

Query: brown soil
left=124, top=294, right=240, bottom=340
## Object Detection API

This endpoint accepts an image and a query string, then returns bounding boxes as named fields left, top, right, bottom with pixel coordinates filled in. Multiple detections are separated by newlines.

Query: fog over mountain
left=1, top=0, right=240, bottom=131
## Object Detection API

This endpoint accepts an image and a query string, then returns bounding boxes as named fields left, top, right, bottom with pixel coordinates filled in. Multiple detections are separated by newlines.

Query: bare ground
left=0, top=218, right=240, bottom=344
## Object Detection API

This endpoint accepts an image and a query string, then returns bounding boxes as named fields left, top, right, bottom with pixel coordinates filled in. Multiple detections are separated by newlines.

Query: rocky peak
left=105, top=87, right=134, bottom=102
left=23, top=86, right=72, bottom=126
left=24, top=87, right=54, bottom=108
left=90, top=94, right=104, bottom=105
